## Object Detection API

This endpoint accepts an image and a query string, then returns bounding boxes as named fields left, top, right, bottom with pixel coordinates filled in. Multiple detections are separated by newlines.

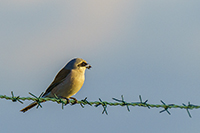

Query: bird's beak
left=86, top=64, right=92, bottom=69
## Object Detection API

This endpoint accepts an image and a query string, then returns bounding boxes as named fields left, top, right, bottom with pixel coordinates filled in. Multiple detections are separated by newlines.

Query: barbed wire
left=0, top=91, right=199, bottom=117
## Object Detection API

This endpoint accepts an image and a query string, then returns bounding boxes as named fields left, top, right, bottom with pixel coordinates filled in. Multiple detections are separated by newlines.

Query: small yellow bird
left=20, top=58, right=91, bottom=112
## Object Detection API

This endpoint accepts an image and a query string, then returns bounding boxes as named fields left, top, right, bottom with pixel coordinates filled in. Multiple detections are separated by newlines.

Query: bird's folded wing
left=42, top=68, right=71, bottom=97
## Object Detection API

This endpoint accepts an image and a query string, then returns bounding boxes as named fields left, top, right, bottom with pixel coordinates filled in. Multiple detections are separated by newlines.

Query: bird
left=20, top=58, right=91, bottom=113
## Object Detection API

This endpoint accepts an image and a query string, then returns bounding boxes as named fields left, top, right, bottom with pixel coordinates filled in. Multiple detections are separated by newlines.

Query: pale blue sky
left=1, top=1, right=200, bottom=133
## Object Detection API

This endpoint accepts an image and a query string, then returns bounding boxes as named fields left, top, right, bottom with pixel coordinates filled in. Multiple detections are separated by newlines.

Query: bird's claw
left=70, top=97, right=78, bottom=105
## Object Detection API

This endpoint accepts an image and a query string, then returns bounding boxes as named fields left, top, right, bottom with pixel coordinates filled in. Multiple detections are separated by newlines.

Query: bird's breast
left=52, top=69, right=85, bottom=98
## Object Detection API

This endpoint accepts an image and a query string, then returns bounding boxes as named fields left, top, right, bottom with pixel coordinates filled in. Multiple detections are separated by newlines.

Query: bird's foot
left=58, top=96, right=70, bottom=105
left=70, top=97, right=78, bottom=105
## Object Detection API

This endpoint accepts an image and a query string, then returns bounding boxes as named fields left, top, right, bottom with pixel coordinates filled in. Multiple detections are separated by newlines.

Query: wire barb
left=95, top=98, right=108, bottom=115
left=80, top=97, right=92, bottom=108
left=182, top=102, right=193, bottom=118
left=29, top=92, right=43, bottom=109
left=11, top=91, right=23, bottom=104
left=138, top=95, right=150, bottom=109
left=159, top=100, right=171, bottom=115
left=113, top=95, right=130, bottom=112
left=53, top=94, right=67, bottom=109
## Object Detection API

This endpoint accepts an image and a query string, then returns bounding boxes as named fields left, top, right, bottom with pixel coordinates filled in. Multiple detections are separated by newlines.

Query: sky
left=1, top=1, right=200, bottom=133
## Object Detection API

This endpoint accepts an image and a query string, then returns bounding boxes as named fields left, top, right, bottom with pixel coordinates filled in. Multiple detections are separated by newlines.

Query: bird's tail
left=20, top=102, right=39, bottom=113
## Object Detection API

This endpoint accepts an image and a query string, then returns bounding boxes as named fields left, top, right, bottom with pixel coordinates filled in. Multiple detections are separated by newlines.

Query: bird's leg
left=70, top=97, right=78, bottom=105
left=58, top=96, right=70, bottom=105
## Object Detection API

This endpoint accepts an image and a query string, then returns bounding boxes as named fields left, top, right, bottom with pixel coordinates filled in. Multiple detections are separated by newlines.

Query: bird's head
left=64, top=58, right=91, bottom=70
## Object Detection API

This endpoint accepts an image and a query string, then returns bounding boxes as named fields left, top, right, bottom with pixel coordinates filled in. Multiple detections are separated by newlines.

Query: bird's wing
left=42, top=68, right=71, bottom=97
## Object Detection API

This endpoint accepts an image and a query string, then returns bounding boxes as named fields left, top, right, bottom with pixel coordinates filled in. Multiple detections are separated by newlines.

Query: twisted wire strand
left=0, top=91, right=199, bottom=117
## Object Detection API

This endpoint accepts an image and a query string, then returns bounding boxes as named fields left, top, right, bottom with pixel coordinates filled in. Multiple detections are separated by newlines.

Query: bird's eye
left=78, top=62, right=87, bottom=67
left=81, top=62, right=87, bottom=66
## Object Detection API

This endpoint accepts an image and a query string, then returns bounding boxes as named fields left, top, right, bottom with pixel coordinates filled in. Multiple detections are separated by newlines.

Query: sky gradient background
left=1, top=1, right=200, bottom=132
